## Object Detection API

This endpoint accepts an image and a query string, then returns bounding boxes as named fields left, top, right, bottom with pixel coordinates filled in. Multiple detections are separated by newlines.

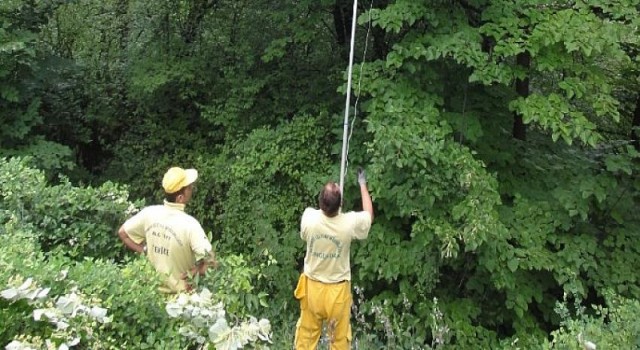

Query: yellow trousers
left=294, top=274, right=352, bottom=350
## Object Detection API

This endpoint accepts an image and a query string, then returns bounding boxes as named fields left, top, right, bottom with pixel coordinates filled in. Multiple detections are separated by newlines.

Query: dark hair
left=165, top=185, right=189, bottom=203
left=319, top=182, right=341, bottom=217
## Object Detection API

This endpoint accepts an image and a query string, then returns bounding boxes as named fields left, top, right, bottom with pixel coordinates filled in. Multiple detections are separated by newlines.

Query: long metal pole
left=339, top=0, right=359, bottom=195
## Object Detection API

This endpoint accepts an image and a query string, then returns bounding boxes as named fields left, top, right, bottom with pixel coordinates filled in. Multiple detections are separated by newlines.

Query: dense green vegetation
left=1, top=0, right=640, bottom=348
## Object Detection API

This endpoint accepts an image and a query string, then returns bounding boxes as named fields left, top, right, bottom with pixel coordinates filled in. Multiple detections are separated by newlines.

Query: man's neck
left=322, top=210, right=338, bottom=218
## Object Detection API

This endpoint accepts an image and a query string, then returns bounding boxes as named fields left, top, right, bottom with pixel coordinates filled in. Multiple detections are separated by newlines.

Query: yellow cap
left=162, top=167, right=198, bottom=194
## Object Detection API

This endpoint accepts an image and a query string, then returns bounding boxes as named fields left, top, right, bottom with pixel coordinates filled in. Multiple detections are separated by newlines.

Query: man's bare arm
left=358, top=167, right=374, bottom=221
left=117, top=225, right=145, bottom=254
left=360, top=183, right=374, bottom=222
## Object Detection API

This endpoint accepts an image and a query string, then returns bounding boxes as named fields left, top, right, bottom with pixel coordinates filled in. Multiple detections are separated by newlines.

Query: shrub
left=0, top=157, right=142, bottom=261
left=546, top=290, right=640, bottom=349
left=1, top=215, right=277, bottom=349
left=0, top=218, right=188, bottom=349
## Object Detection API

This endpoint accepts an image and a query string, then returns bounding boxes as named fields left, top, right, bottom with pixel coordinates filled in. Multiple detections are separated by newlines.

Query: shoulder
left=181, top=213, right=203, bottom=229
left=303, top=207, right=319, bottom=215
left=344, top=211, right=372, bottom=225
left=342, top=210, right=368, bottom=218
left=302, top=207, right=321, bottom=220
left=301, top=208, right=322, bottom=229
left=139, top=204, right=163, bottom=214
left=127, top=205, right=157, bottom=220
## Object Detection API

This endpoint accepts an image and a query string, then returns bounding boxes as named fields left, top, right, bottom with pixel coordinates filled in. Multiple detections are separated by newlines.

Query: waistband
left=306, top=275, right=349, bottom=285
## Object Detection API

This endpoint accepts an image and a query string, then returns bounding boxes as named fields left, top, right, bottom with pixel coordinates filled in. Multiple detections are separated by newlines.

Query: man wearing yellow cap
left=294, top=168, right=374, bottom=349
left=117, top=166, right=213, bottom=293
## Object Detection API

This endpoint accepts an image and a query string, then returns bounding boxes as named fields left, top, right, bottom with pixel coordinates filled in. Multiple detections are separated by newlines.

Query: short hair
left=319, top=182, right=341, bottom=216
left=165, top=185, right=189, bottom=203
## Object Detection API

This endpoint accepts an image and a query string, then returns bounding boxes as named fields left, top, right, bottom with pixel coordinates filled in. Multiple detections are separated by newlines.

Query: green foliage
left=194, top=253, right=270, bottom=318
left=205, top=113, right=354, bottom=346
left=3, top=0, right=639, bottom=347
left=509, top=93, right=601, bottom=145
left=166, top=288, right=272, bottom=349
left=352, top=290, right=446, bottom=349
left=546, top=291, right=640, bottom=349
left=0, top=211, right=279, bottom=350
left=0, top=220, right=188, bottom=349
left=0, top=222, right=53, bottom=344
left=1, top=138, right=75, bottom=173
left=217, top=114, right=334, bottom=295
left=2, top=276, right=112, bottom=350
left=373, top=0, right=633, bottom=147
left=344, top=1, right=640, bottom=347
left=0, top=1, right=41, bottom=149
left=0, top=157, right=141, bottom=260
left=0, top=0, right=74, bottom=173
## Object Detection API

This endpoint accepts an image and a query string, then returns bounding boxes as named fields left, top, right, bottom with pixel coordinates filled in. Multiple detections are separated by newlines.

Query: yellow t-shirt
left=300, top=208, right=372, bottom=283
left=123, top=201, right=212, bottom=293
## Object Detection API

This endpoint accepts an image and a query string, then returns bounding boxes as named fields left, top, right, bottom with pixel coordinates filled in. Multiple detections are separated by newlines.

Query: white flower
left=56, top=293, right=82, bottom=315
left=1, top=287, right=18, bottom=301
left=5, top=340, right=37, bottom=350
left=200, top=288, right=213, bottom=301
left=25, top=287, right=50, bottom=301
left=55, top=320, right=70, bottom=331
left=33, top=308, right=59, bottom=322
left=17, top=278, right=34, bottom=291
left=257, top=319, right=272, bottom=342
left=165, top=303, right=183, bottom=318
left=208, top=318, right=230, bottom=341
left=89, top=306, right=109, bottom=322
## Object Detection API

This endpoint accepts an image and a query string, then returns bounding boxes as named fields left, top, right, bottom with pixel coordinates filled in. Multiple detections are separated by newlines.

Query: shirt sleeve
left=300, top=208, right=314, bottom=241
left=122, top=209, right=147, bottom=244
left=190, top=223, right=212, bottom=261
left=349, top=211, right=372, bottom=240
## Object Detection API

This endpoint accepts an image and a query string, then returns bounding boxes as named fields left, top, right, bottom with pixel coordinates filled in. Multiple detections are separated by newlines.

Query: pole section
left=339, top=0, right=359, bottom=195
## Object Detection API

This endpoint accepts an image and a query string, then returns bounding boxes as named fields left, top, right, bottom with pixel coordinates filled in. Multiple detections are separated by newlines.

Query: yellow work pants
left=294, top=274, right=352, bottom=350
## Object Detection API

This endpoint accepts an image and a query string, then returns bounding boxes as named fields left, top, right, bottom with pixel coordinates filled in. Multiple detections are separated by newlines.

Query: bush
left=1, top=216, right=275, bottom=349
left=546, top=290, right=640, bottom=349
left=0, top=157, right=142, bottom=261
left=0, top=218, right=188, bottom=349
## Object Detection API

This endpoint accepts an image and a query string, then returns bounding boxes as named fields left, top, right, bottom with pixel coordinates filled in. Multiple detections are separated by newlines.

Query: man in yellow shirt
left=294, top=168, right=374, bottom=349
left=117, top=166, right=213, bottom=293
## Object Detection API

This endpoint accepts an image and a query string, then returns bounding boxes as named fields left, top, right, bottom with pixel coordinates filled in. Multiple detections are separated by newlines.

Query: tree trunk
left=333, top=0, right=352, bottom=61
left=335, top=0, right=390, bottom=61
left=513, top=51, right=530, bottom=141
left=371, top=0, right=390, bottom=60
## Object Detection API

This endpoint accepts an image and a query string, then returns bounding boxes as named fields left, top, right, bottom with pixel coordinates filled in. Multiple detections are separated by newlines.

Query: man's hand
left=357, top=167, right=367, bottom=186
left=357, top=167, right=374, bottom=221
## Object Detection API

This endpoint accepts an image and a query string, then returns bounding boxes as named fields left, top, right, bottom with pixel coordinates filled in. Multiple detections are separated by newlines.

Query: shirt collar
left=163, top=200, right=185, bottom=211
